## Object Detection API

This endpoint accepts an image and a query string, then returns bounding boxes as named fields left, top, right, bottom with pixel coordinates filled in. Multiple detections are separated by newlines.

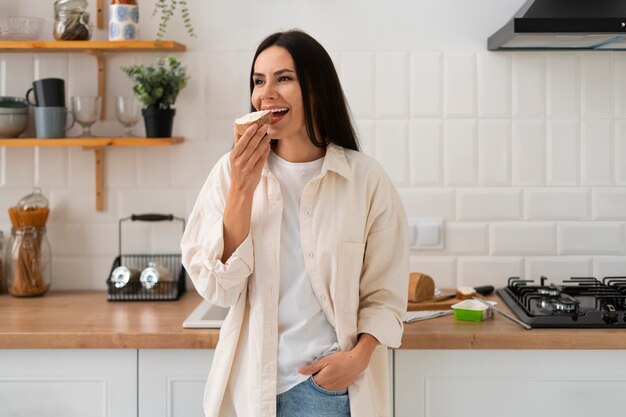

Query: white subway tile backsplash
left=340, top=52, right=374, bottom=118
left=52, top=256, right=113, bottom=290
left=477, top=52, right=510, bottom=118
left=443, top=53, right=476, bottom=118
left=525, top=257, right=593, bottom=282
left=409, top=120, right=442, bottom=185
left=525, top=188, right=589, bottom=220
left=457, top=256, right=524, bottom=288
left=594, top=257, right=626, bottom=278
left=68, top=54, right=97, bottom=97
left=49, top=190, right=118, bottom=223
left=206, top=52, right=250, bottom=119
left=615, top=120, right=626, bottom=185
left=615, top=56, right=626, bottom=117
left=593, top=188, right=626, bottom=220
left=171, top=136, right=213, bottom=189
left=410, top=53, right=441, bottom=117
left=375, top=52, right=409, bottom=118
left=68, top=147, right=94, bottom=188
left=374, top=120, right=409, bottom=185
left=478, top=120, right=511, bottom=186
left=558, top=222, right=625, bottom=255
left=490, top=222, right=556, bottom=255
left=117, top=189, right=186, bottom=219
left=547, top=53, right=579, bottom=117
left=399, top=188, right=455, bottom=220
left=444, top=120, right=477, bottom=186
left=137, top=148, right=172, bottom=188
left=581, top=119, right=613, bottom=185
left=8, top=23, right=626, bottom=291
left=457, top=188, right=522, bottom=221
left=443, top=223, right=488, bottom=254
left=0, top=54, right=34, bottom=97
left=47, top=224, right=85, bottom=256
left=581, top=54, right=613, bottom=118
left=355, top=119, right=375, bottom=157
left=36, top=148, right=68, bottom=188
left=2, top=148, right=35, bottom=188
left=105, top=147, right=137, bottom=189
left=409, top=256, right=456, bottom=289
left=512, top=54, right=546, bottom=117
left=547, top=120, right=579, bottom=185
left=512, top=120, right=546, bottom=185
left=34, top=53, right=68, bottom=81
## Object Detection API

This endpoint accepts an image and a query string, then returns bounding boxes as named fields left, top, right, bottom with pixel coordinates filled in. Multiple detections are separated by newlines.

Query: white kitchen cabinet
left=394, top=350, right=626, bottom=417
left=138, top=349, right=214, bottom=417
left=0, top=349, right=136, bottom=417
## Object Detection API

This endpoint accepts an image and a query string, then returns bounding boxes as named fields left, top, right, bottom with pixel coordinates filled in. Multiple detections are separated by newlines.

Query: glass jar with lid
left=53, top=0, right=93, bottom=41
left=6, top=227, right=52, bottom=297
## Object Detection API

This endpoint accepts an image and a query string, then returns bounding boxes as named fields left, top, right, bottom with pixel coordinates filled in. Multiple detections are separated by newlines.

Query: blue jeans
left=276, top=377, right=351, bottom=417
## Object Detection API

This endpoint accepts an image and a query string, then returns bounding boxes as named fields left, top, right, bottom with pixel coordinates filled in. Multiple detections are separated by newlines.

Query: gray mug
left=34, top=106, right=75, bottom=138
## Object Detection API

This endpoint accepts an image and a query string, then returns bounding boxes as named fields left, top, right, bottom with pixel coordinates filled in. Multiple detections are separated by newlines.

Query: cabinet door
left=138, top=349, right=214, bottom=417
left=394, top=350, right=626, bottom=417
left=0, top=349, right=137, bottom=417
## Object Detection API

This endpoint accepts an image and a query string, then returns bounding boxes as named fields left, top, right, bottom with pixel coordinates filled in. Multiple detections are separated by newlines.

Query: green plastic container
left=452, top=299, right=493, bottom=322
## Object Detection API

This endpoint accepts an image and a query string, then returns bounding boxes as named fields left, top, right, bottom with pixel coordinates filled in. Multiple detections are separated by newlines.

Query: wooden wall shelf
left=0, top=40, right=187, bottom=212
left=0, top=137, right=184, bottom=148
left=0, top=137, right=184, bottom=212
left=0, top=40, right=186, bottom=52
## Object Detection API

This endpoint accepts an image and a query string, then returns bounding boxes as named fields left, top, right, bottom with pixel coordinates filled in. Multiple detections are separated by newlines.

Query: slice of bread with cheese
left=234, top=110, right=272, bottom=135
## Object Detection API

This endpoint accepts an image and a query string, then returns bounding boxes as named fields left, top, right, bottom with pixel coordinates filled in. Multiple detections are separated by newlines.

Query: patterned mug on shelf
left=109, top=2, right=139, bottom=41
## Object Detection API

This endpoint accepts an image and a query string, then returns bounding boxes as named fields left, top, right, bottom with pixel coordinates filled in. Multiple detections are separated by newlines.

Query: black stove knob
left=602, top=304, right=618, bottom=324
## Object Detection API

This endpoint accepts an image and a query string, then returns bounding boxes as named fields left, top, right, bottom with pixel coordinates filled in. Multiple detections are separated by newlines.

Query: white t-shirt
left=268, top=150, right=339, bottom=394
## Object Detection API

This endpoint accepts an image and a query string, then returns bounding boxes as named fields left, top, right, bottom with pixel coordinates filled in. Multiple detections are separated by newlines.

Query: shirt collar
left=262, top=143, right=351, bottom=180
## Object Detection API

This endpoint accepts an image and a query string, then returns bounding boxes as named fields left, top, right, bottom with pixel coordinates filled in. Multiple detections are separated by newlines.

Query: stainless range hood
left=488, top=0, right=626, bottom=50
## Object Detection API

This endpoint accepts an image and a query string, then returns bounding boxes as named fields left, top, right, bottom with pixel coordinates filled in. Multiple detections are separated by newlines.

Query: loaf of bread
left=455, top=286, right=477, bottom=300
left=408, top=272, right=435, bottom=303
left=234, top=110, right=272, bottom=135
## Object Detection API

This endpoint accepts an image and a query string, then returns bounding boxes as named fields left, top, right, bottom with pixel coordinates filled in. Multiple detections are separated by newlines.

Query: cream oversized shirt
left=181, top=143, right=409, bottom=417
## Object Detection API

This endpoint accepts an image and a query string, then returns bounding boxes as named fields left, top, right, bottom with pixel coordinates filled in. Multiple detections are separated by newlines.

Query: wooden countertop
left=0, top=290, right=218, bottom=349
left=2, top=291, right=626, bottom=349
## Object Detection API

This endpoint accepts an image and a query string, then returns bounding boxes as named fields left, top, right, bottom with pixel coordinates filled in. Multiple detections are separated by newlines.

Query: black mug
left=25, top=78, right=65, bottom=107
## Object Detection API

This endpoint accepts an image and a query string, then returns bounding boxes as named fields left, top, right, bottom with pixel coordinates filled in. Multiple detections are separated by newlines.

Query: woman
left=181, top=30, right=408, bottom=417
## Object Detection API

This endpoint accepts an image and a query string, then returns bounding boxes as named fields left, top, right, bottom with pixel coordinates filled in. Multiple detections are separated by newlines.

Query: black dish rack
left=106, top=214, right=186, bottom=301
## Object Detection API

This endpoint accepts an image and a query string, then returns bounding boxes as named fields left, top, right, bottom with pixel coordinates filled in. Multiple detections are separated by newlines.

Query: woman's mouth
left=268, top=107, right=289, bottom=123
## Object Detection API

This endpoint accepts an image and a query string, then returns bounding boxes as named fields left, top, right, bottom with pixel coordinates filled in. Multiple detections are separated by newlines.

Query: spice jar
left=109, top=0, right=139, bottom=41
left=6, top=227, right=52, bottom=297
left=53, top=0, right=93, bottom=41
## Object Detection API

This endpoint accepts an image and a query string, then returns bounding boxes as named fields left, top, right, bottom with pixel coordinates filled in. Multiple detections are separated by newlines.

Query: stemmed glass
left=115, top=96, right=141, bottom=137
left=71, top=96, right=102, bottom=137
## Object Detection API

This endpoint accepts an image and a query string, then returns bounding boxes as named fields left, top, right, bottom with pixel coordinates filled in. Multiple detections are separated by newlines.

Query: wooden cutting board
left=407, top=297, right=461, bottom=311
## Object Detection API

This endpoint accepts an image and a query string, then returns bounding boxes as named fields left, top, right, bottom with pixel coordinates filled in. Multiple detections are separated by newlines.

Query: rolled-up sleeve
left=357, top=169, right=409, bottom=348
left=180, top=154, right=254, bottom=307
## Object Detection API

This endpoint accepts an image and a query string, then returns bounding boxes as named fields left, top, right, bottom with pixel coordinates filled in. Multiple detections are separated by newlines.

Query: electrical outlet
left=408, top=218, right=444, bottom=250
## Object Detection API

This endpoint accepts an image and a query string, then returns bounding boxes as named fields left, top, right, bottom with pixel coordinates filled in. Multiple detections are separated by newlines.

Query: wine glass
left=71, top=96, right=102, bottom=137
left=115, top=96, right=141, bottom=137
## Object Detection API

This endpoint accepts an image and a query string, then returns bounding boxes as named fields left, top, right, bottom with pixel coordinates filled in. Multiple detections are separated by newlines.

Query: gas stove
left=497, top=276, right=626, bottom=328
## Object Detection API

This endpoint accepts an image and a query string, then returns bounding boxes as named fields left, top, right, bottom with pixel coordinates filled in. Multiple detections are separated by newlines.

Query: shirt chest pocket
left=335, top=241, right=366, bottom=313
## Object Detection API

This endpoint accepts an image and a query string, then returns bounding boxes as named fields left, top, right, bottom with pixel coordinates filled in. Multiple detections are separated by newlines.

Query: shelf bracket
left=97, top=0, right=104, bottom=29
left=94, top=148, right=105, bottom=211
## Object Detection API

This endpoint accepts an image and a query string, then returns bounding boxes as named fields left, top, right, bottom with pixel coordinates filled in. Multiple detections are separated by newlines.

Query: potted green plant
left=122, top=56, right=189, bottom=138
